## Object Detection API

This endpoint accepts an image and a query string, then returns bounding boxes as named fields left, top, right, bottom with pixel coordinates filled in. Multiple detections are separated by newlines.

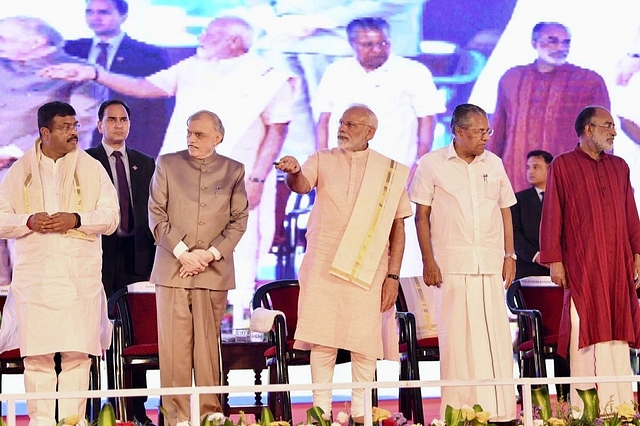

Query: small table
left=221, top=340, right=271, bottom=417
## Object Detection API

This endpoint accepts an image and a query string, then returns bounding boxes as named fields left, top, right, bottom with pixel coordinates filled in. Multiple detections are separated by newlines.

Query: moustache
left=67, top=137, right=78, bottom=143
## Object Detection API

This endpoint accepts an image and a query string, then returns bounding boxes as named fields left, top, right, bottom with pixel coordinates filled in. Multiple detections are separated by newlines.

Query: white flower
left=331, top=423, right=341, bottom=426
left=533, top=419, right=544, bottom=426
left=431, top=419, right=445, bottom=426
left=336, top=412, right=350, bottom=424
left=207, top=413, right=226, bottom=422
left=322, top=413, right=331, bottom=421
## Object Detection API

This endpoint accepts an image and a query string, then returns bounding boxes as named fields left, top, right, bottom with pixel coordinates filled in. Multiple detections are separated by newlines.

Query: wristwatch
left=504, top=253, right=517, bottom=261
left=386, top=273, right=400, bottom=281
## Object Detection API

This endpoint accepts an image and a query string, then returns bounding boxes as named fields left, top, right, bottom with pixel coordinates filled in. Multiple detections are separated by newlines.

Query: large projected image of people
left=3, top=0, right=640, bottom=415
left=489, top=22, right=609, bottom=192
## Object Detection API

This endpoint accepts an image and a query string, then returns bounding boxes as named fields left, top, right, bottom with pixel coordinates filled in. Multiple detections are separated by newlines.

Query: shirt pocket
left=483, top=179, right=500, bottom=200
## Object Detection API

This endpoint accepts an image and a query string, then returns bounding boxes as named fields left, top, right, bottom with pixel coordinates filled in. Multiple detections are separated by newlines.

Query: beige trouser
left=569, top=298, right=633, bottom=411
left=24, top=351, right=91, bottom=426
left=156, top=286, right=227, bottom=426
left=310, top=344, right=377, bottom=418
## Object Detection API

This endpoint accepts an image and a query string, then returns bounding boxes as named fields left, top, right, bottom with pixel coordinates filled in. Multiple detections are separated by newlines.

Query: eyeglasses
left=355, top=40, right=390, bottom=50
left=463, top=127, right=494, bottom=137
left=536, top=36, right=571, bottom=48
left=51, top=123, right=82, bottom=133
left=589, top=122, right=616, bottom=130
left=338, top=120, right=373, bottom=130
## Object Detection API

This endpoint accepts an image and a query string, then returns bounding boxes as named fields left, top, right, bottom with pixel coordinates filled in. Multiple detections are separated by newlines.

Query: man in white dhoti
left=409, top=103, right=517, bottom=422
left=275, top=104, right=412, bottom=420
left=0, top=101, right=119, bottom=426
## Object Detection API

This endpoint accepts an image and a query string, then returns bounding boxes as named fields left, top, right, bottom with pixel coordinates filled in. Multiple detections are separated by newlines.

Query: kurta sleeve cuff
left=539, top=249, right=562, bottom=264
left=173, top=241, right=188, bottom=259
left=208, top=246, right=222, bottom=261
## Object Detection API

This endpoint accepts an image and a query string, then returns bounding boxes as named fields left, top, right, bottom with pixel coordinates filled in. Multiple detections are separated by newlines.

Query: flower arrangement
left=429, top=404, right=491, bottom=426
left=524, top=386, right=640, bottom=426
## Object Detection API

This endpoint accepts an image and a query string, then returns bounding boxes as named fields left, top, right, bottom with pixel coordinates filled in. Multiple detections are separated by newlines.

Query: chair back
left=509, top=279, right=564, bottom=341
left=519, top=285, right=563, bottom=339
left=109, top=283, right=158, bottom=348
left=252, top=279, right=299, bottom=340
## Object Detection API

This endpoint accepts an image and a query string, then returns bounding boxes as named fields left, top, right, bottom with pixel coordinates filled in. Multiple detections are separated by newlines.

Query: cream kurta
left=294, top=148, right=412, bottom=359
left=0, top=144, right=118, bottom=356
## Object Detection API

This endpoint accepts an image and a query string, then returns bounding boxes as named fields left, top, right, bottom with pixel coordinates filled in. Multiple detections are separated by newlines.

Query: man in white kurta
left=276, top=105, right=412, bottom=419
left=314, top=18, right=445, bottom=168
left=0, top=101, right=119, bottom=426
left=409, top=104, right=517, bottom=422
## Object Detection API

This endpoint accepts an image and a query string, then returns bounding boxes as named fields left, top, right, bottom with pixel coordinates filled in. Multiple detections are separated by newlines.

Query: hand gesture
left=274, top=156, right=301, bottom=174
left=40, top=63, right=97, bottom=82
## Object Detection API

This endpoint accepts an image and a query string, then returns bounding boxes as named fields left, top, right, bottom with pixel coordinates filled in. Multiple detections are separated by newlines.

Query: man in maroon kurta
left=490, top=22, right=610, bottom=192
left=540, top=106, right=640, bottom=410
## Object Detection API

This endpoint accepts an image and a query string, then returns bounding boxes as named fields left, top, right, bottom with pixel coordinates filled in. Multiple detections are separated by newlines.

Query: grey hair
left=345, top=103, right=378, bottom=129
left=187, top=110, right=225, bottom=140
left=450, top=103, right=487, bottom=132
left=531, top=22, right=570, bottom=42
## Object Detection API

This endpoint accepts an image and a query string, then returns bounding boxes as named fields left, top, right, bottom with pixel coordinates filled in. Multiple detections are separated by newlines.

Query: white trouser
left=310, top=344, right=377, bottom=418
left=569, top=298, right=633, bottom=411
left=24, top=352, right=91, bottom=426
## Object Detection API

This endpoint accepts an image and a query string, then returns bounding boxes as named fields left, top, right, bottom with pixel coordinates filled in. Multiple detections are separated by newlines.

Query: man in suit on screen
left=65, top=0, right=171, bottom=158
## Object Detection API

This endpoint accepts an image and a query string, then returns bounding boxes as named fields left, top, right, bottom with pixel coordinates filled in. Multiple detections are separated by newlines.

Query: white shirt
left=314, top=55, right=446, bottom=166
left=147, top=53, right=294, bottom=162
left=409, top=143, right=517, bottom=274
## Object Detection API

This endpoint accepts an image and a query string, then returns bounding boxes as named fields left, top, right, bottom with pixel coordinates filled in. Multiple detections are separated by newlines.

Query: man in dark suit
left=149, top=110, right=248, bottom=425
left=65, top=0, right=171, bottom=158
left=512, top=149, right=553, bottom=280
left=511, top=149, right=569, bottom=400
left=86, top=99, right=156, bottom=425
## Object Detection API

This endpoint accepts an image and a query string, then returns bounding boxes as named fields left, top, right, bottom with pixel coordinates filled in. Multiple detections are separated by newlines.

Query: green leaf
left=577, top=388, right=600, bottom=422
left=260, top=407, right=275, bottom=426
left=531, top=386, right=552, bottom=421
left=223, top=419, right=235, bottom=426
left=97, top=402, right=116, bottom=426
left=444, top=405, right=465, bottom=426
left=200, top=415, right=211, bottom=426
left=472, top=404, right=483, bottom=413
left=307, top=406, right=327, bottom=426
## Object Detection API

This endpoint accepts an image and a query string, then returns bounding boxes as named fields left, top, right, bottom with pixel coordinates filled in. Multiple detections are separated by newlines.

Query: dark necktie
left=112, top=151, right=133, bottom=233
left=540, top=191, right=545, bottom=204
left=95, top=42, right=109, bottom=68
